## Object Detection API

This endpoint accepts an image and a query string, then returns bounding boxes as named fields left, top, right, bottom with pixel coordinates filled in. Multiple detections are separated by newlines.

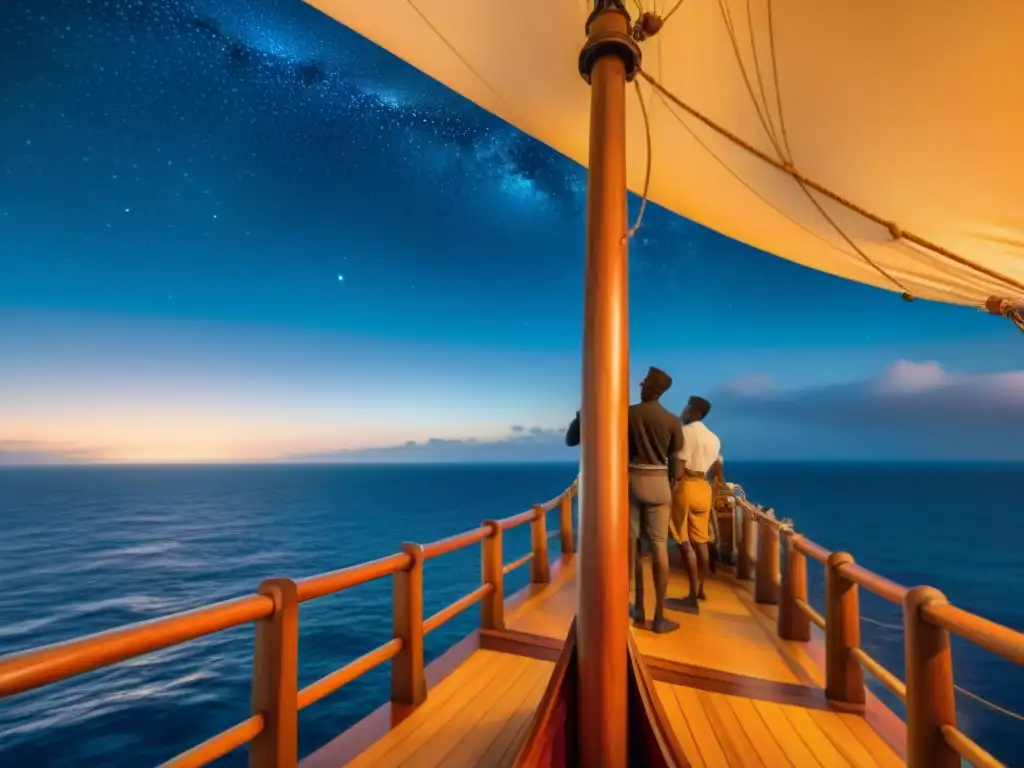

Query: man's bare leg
left=694, top=542, right=710, bottom=600
left=628, top=510, right=645, bottom=625
left=708, top=510, right=720, bottom=574
left=671, top=540, right=700, bottom=609
left=649, top=504, right=678, bottom=633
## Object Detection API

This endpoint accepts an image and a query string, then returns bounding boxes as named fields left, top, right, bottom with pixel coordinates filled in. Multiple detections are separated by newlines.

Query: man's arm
left=669, top=422, right=685, bottom=484
left=709, top=457, right=725, bottom=488
left=565, top=411, right=581, bottom=447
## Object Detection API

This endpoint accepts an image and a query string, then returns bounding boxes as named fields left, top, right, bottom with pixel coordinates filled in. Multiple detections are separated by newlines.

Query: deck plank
left=805, top=707, right=884, bottom=768
left=504, top=570, right=577, bottom=641
left=433, top=657, right=551, bottom=767
left=778, top=703, right=854, bottom=765
left=751, top=697, right=824, bottom=766
left=345, top=650, right=553, bottom=767
left=655, top=682, right=906, bottom=767
left=654, top=681, right=705, bottom=768
left=384, top=654, right=533, bottom=768
left=631, top=571, right=805, bottom=684
left=673, top=684, right=731, bottom=767
left=723, top=695, right=792, bottom=766
left=838, top=713, right=906, bottom=768
left=701, top=690, right=766, bottom=768
left=487, top=675, right=553, bottom=768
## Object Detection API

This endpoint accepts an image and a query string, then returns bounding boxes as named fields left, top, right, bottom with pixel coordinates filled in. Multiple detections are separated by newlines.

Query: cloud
left=710, top=360, right=1024, bottom=460
left=287, top=426, right=574, bottom=464
left=0, top=441, right=105, bottom=466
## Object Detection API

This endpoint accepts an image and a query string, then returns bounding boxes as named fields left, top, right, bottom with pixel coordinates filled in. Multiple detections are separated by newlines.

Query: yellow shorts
left=671, top=477, right=713, bottom=544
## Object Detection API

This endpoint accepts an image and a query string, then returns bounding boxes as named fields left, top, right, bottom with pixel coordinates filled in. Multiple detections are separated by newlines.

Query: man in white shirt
left=668, top=396, right=722, bottom=607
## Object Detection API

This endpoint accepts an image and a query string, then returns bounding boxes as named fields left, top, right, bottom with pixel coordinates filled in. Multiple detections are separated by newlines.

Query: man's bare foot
left=630, top=604, right=646, bottom=627
left=697, top=587, right=707, bottom=600
left=652, top=617, right=680, bottom=634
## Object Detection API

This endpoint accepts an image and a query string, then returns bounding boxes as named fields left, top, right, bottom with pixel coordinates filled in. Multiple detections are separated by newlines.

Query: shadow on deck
left=303, top=555, right=907, bottom=767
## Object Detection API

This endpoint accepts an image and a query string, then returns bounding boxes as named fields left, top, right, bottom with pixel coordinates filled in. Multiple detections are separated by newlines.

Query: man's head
left=639, top=366, right=673, bottom=402
left=681, top=395, right=711, bottom=424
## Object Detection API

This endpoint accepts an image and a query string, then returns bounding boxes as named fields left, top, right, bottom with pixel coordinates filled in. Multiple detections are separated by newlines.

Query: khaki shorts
left=671, top=476, right=713, bottom=544
left=628, top=470, right=672, bottom=544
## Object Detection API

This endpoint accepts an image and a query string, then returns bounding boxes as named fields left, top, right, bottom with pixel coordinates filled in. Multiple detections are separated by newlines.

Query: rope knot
left=901, top=292, right=915, bottom=303
left=632, top=12, right=664, bottom=41
left=886, top=221, right=902, bottom=241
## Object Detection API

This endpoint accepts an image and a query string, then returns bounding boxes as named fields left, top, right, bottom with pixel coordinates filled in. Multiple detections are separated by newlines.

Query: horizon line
left=2, top=458, right=1023, bottom=469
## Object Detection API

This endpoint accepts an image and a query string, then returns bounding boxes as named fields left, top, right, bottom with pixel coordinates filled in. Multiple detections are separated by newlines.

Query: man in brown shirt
left=628, top=366, right=684, bottom=633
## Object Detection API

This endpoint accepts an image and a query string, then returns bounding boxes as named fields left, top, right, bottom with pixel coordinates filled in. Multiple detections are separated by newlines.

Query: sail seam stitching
left=649, top=87, right=860, bottom=265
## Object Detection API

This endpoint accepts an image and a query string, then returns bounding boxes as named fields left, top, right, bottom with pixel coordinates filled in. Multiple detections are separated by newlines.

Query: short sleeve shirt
left=627, top=400, right=684, bottom=466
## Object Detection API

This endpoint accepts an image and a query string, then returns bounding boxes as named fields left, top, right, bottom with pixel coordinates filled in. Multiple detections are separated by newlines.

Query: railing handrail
left=734, top=493, right=1023, bottom=768
left=0, top=594, right=276, bottom=698
left=0, top=478, right=580, bottom=768
left=922, top=601, right=1024, bottom=668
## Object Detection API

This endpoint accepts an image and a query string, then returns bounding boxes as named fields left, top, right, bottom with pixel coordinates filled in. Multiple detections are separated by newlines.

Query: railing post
left=530, top=504, right=551, bottom=583
left=778, top=533, right=810, bottom=641
left=904, top=586, right=959, bottom=768
left=558, top=492, right=576, bottom=555
left=250, top=578, right=299, bottom=768
left=825, top=552, right=865, bottom=710
left=755, top=520, right=780, bottom=604
left=481, top=520, right=505, bottom=630
left=737, top=508, right=756, bottom=581
left=391, top=543, right=426, bottom=705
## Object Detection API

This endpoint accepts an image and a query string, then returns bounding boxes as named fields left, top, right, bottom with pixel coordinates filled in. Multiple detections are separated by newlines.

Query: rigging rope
left=765, top=0, right=793, bottom=161
left=716, top=0, right=787, bottom=164
left=627, top=79, right=653, bottom=239
left=709, top=0, right=910, bottom=295
left=955, top=684, right=1024, bottom=722
left=633, top=68, right=1024, bottom=303
left=630, top=4, right=1024, bottom=306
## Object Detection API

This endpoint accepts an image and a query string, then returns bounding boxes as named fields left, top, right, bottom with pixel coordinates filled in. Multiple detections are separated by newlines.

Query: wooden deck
left=342, top=650, right=552, bottom=767
left=304, top=554, right=908, bottom=767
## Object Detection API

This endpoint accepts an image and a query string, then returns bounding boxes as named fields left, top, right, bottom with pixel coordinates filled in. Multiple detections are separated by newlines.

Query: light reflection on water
left=0, top=464, right=567, bottom=766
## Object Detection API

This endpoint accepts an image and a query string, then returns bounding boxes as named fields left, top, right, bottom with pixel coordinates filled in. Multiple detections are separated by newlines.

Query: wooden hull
left=511, top=620, right=578, bottom=767
left=510, top=618, right=688, bottom=767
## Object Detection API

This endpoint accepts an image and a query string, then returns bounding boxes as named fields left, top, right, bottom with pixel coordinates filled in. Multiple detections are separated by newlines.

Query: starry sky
left=1, top=0, right=1021, bottom=464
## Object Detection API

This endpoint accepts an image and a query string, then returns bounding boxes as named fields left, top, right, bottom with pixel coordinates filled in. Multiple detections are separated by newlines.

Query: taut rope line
left=627, top=80, right=653, bottom=238
left=734, top=497, right=1024, bottom=722
left=765, top=0, right=793, bottom=161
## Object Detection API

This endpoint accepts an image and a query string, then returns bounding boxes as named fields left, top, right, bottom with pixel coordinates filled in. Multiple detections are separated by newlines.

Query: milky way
left=0, top=0, right=988, bottom=351
left=1, top=0, right=587, bottom=217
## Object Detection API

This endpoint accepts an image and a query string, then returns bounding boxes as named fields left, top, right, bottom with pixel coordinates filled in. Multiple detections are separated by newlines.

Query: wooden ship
left=2, top=1, right=1023, bottom=766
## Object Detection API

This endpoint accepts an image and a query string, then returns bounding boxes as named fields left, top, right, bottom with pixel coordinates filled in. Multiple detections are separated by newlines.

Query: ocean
left=0, top=462, right=1021, bottom=766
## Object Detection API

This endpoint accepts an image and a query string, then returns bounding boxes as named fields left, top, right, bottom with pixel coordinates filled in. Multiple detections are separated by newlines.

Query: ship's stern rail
left=734, top=499, right=1023, bottom=768
left=0, top=479, right=580, bottom=768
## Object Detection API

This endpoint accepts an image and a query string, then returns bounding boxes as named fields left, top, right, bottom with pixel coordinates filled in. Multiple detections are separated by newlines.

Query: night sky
left=2, top=0, right=1021, bottom=463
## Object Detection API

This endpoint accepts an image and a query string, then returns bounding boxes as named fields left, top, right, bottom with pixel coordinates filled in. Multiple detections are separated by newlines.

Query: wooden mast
left=576, top=4, right=640, bottom=766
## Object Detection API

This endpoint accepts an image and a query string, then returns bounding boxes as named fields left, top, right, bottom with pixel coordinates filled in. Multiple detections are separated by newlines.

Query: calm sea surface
left=0, top=462, right=1021, bottom=766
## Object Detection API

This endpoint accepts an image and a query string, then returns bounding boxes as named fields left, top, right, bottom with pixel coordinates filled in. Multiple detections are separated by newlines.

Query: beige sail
left=305, top=0, right=1024, bottom=307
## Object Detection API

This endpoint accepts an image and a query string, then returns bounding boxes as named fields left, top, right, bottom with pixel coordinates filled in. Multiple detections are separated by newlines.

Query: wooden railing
left=735, top=500, right=1024, bottom=768
left=0, top=479, right=579, bottom=768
